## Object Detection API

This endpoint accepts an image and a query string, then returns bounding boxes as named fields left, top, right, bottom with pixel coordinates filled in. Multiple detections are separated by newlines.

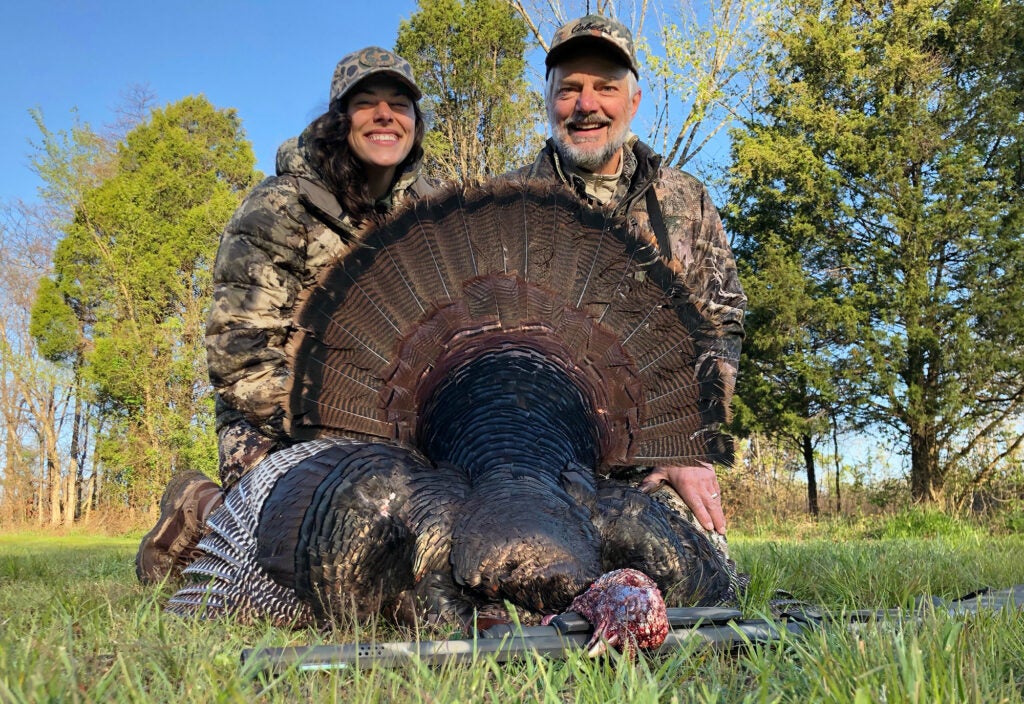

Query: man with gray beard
left=506, top=14, right=747, bottom=539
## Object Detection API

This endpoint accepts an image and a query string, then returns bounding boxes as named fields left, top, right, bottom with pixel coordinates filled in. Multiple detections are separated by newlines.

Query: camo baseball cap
left=329, top=46, right=422, bottom=105
left=546, top=14, right=639, bottom=77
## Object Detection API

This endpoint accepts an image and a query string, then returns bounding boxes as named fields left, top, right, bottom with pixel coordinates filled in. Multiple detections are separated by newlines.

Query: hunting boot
left=135, top=471, right=224, bottom=585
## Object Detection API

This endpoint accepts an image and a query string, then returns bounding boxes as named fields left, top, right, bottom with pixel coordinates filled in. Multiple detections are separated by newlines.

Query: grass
left=1, top=513, right=1022, bottom=703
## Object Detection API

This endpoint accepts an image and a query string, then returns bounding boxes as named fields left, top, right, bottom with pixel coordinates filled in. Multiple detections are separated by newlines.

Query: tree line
left=0, top=0, right=1020, bottom=526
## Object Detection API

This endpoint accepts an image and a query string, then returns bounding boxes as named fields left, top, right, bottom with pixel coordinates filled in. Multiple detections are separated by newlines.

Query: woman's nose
left=373, top=101, right=394, bottom=121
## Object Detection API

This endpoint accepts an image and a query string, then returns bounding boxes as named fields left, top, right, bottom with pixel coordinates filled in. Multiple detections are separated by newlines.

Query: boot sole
left=135, top=471, right=216, bottom=585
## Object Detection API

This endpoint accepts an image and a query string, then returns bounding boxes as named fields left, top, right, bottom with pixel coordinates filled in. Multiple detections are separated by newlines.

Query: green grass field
left=1, top=514, right=1022, bottom=703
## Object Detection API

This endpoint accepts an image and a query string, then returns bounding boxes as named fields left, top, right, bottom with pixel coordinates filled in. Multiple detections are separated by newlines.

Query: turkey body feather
left=168, top=180, right=741, bottom=630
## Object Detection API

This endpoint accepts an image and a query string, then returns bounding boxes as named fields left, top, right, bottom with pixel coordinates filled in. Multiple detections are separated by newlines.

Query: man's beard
left=550, top=113, right=629, bottom=172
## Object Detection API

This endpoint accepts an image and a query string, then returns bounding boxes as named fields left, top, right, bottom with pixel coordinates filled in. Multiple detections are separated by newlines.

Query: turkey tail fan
left=287, top=179, right=733, bottom=468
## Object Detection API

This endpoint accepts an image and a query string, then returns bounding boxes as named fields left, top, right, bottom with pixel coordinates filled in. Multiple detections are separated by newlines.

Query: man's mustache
left=566, top=115, right=612, bottom=129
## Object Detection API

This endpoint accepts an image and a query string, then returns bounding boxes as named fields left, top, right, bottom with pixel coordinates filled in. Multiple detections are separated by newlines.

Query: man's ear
left=630, top=87, right=642, bottom=118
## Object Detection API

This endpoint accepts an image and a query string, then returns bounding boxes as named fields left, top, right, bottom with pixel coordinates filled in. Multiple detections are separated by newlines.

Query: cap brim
left=375, top=69, right=423, bottom=101
left=340, top=68, right=423, bottom=102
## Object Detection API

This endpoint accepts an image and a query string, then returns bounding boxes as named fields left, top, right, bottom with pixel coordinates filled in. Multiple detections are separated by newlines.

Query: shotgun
left=241, top=607, right=811, bottom=674
left=240, top=585, right=1024, bottom=674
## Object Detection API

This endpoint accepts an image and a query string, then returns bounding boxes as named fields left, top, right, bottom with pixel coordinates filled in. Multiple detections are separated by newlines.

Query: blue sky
left=0, top=0, right=427, bottom=204
left=0, top=1, right=732, bottom=204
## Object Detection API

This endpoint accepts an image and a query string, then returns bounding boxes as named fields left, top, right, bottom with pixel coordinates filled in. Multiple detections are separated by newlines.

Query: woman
left=137, top=46, right=437, bottom=584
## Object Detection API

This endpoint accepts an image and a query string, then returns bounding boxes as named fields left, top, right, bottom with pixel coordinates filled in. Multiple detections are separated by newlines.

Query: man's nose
left=373, top=101, right=394, bottom=121
left=576, top=85, right=599, bottom=113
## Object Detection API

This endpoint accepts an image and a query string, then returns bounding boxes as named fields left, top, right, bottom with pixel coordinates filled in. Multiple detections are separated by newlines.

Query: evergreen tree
left=728, top=0, right=1024, bottom=502
left=397, top=0, right=543, bottom=180
left=728, top=235, right=856, bottom=514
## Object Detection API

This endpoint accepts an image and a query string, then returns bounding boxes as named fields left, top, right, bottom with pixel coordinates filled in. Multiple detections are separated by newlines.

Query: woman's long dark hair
left=303, top=85, right=426, bottom=226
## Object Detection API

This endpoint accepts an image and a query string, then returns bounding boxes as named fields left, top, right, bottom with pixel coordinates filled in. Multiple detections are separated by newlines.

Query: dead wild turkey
left=167, top=180, right=743, bottom=637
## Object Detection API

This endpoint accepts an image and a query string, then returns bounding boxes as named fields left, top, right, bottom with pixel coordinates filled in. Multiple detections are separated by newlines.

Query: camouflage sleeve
left=206, top=176, right=310, bottom=440
left=657, top=169, right=747, bottom=449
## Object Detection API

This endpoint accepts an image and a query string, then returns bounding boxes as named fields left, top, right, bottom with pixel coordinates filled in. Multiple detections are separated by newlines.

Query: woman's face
left=345, top=77, right=417, bottom=176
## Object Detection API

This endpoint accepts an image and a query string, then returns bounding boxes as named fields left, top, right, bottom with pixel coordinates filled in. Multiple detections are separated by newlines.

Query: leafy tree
left=643, top=0, right=772, bottom=169
left=397, top=0, right=543, bottom=180
left=2, top=112, right=112, bottom=525
left=33, top=95, right=258, bottom=507
left=27, top=108, right=115, bottom=222
left=22, top=104, right=153, bottom=523
left=728, top=0, right=1024, bottom=502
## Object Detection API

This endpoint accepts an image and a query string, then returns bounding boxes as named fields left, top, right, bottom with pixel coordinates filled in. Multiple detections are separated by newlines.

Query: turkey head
left=569, top=568, right=670, bottom=657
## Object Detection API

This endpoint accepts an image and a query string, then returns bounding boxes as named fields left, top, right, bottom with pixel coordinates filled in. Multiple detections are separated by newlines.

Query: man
left=508, top=14, right=746, bottom=536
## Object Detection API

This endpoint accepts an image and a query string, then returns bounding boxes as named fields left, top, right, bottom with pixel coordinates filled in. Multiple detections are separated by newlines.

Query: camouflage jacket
left=507, top=137, right=746, bottom=463
left=206, top=130, right=438, bottom=440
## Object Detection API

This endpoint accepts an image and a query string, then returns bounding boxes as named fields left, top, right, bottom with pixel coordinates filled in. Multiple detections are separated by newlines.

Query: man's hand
left=639, top=462, right=726, bottom=535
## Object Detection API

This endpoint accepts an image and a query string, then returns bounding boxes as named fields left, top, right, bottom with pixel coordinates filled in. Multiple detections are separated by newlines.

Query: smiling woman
left=345, top=79, right=418, bottom=197
left=135, top=46, right=439, bottom=586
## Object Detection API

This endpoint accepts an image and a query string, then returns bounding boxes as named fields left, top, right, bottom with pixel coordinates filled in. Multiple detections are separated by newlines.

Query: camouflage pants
left=217, top=419, right=278, bottom=489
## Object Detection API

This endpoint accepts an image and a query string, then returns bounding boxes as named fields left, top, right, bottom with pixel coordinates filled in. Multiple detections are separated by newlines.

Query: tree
left=34, top=95, right=258, bottom=508
left=27, top=108, right=115, bottom=222
left=727, top=0, right=1024, bottom=502
left=19, top=107, right=126, bottom=525
left=728, top=235, right=856, bottom=515
left=397, top=0, right=544, bottom=180
left=29, top=276, right=86, bottom=525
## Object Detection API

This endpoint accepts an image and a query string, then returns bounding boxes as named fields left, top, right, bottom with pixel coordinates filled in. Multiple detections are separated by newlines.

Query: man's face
left=547, top=54, right=641, bottom=174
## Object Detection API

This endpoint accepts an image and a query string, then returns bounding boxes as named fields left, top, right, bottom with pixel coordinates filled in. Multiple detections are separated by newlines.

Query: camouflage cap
left=546, top=14, right=639, bottom=78
left=329, top=46, right=422, bottom=105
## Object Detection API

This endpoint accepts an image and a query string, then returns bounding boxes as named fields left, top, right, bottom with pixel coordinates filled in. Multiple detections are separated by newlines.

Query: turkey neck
left=417, top=347, right=599, bottom=480
left=418, top=346, right=604, bottom=612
